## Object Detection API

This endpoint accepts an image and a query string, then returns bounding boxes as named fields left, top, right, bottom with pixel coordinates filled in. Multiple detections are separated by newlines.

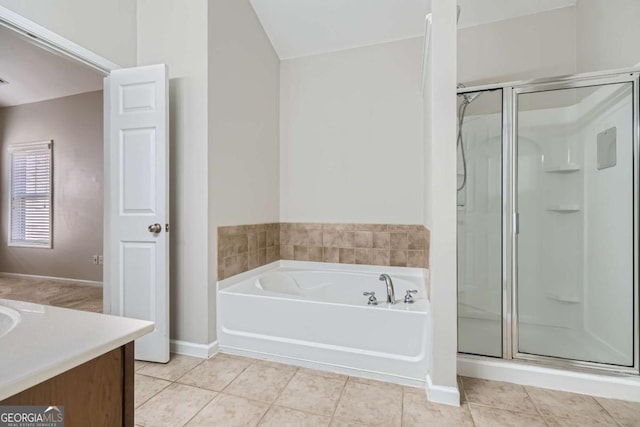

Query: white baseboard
left=170, top=339, right=219, bottom=359
left=0, top=272, right=102, bottom=287
left=425, top=374, right=461, bottom=406
left=458, top=355, right=640, bottom=403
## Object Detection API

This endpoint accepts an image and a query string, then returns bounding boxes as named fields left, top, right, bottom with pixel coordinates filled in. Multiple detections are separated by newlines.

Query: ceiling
left=250, top=0, right=576, bottom=60
left=0, top=25, right=103, bottom=108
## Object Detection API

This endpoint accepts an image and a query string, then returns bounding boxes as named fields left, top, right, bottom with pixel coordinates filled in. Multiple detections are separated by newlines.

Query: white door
left=103, top=64, right=169, bottom=363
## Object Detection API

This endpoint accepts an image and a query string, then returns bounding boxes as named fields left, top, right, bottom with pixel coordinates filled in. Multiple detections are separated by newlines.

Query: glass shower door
left=457, top=89, right=503, bottom=357
left=514, top=80, right=636, bottom=367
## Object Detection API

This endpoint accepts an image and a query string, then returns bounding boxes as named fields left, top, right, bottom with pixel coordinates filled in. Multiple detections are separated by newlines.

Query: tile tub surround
left=280, top=223, right=430, bottom=268
left=217, top=224, right=281, bottom=280
left=217, top=223, right=430, bottom=280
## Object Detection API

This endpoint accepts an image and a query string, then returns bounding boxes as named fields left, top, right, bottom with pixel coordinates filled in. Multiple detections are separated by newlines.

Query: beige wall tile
left=407, top=251, right=426, bottom=268
left=339, top=248, right=355, bottom=264
left=292, top=229, right=308, bottom=246
left=266, top=246, right=278, bottom=263
left=248, top=251, right=260, bottom=270
left=281, top=245, right=294, bottom=260
left=323, top=223, right=355, bottom=232
left=373, top=249, right=390, bottom=266
left=354, top=224, right=389, bottom=232
left=355, top=248, right=373, bottom=265
left=323, top=247, right=339, bottom=263
left=373, top=232, right=390, bottom=249
left=390, top=250, right=407, bottom=267
left=257, top=231, right=267, bottom=248
left=340, top=232, right=355, bottom=248
left=354, top=231, right=373, bottom=248
left=309, top=247, right=323, bottom=262
left=323, top=230, right=341, bottom=248
left=309, top=229, right=323, bottom=246
left=408, top=230, right=427, bottom=250
left=218, top=223, right=429, bottom=279
left=390, top=232, right=408, bottom=249
left=248, top=233, right=257, bottom=251
left=294, top=246, right=309, bottom=261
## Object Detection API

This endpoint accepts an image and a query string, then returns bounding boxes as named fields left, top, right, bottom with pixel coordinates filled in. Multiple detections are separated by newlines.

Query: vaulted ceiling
left=250, top=0, right=576, bottom=59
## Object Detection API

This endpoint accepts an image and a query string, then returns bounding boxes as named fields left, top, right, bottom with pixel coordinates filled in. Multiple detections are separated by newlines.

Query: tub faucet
left=379, top=274, right=396, bottom=304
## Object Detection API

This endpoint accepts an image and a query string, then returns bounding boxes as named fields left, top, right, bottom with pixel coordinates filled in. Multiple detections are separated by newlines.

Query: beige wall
left=0, top=0, right=137, bottom=67
left=458, top=6, right=577, bottom=85
left=280, top=37, right=424, bottom=225
left=0, top=91, right=103, bottom=281
left=137, top=0, right=210, bottom=346
left=207, top=0, right=280, bottom=343
left=576, top=0, right=640, bottom=73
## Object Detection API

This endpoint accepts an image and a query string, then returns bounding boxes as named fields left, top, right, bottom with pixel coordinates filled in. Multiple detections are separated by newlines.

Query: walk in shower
left=457, top=69, right=639, bottom=374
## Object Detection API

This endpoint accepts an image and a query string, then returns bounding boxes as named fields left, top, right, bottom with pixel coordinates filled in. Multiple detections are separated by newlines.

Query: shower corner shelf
left=545, top=292, right=581, bottom=304
left=543, top=164, right=581, bottom=173
left=546, top=204, right=581, bottom=213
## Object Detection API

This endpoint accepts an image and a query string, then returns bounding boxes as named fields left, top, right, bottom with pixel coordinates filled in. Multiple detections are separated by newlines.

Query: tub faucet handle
left=363, top=291, right=378, bottom=306
left=404, top=290, right=418, bottom=304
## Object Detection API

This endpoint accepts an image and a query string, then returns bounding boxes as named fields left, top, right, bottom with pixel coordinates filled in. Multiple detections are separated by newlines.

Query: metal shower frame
left=457, top=67, right=640, bottom=376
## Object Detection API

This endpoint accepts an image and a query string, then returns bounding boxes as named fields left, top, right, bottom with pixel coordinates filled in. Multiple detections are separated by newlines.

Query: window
left=8, top=141, right=53, bottom=248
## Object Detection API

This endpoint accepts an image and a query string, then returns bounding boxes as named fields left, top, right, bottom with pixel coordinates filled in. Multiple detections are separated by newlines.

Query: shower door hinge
left=514, top=212, right=520, bottom=234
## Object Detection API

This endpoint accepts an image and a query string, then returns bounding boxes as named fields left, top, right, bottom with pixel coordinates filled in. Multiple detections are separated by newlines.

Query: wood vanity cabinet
left=1, top=342, right=135, bottom=427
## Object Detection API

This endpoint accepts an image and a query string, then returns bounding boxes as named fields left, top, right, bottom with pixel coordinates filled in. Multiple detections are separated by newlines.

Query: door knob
left=148, top=223, right=162, bottom=233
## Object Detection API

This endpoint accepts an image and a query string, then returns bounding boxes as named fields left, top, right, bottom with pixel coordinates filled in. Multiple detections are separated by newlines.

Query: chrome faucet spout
left=379, top=274, right=396, bottom=304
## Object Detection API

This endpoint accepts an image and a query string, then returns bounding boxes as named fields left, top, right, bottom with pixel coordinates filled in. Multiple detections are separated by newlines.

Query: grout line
left=178, top=392, right=220, bottom=427
left=592, top=396, right=623, bottom=427
left=328, top=371, right=349, bottom=424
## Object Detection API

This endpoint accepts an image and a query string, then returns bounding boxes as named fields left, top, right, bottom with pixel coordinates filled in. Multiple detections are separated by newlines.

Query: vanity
left=0, top=299, right=153, bottom=426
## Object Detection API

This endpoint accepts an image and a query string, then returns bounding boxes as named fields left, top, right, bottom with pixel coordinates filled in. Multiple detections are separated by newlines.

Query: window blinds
left=9, top=141, right=53, bottom=248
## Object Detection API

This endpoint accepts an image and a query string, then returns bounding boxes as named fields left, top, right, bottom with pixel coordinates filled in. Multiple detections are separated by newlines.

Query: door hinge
left=514, top=212, right=520, bottom=234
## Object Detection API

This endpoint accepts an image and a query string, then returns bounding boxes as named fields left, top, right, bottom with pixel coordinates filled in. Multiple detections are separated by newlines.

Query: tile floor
left=3, top=276, right=639, bottom=426
left=134, top=353, right=640, bottom=427
left=0, top=276, right=102, bottom=312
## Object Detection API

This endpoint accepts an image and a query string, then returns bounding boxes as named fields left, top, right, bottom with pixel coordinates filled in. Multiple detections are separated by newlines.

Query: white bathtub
left=217, top=261, right=430, bottom=387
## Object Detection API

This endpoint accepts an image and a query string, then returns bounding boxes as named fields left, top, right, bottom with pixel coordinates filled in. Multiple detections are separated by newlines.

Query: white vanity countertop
left=0, top=298, right=154, bottom=401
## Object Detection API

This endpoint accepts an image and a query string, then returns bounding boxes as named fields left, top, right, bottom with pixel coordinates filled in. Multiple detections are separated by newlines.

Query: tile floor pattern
left=135, top=354, right=640, bottom=427
left=0, top=276, right=102, bottom=312
left=2, top=277, right=639, bottom=426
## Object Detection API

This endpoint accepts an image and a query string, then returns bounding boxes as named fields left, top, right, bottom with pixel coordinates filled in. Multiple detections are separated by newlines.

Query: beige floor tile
left=402, top=391, right=474, bottom=427
left=334, top=381, right=402, bottom=426
left=457, top=377, right=467, bottom=404
left=525, top=386, right=617, bottom=425
left=224, top=363, right=297, bottom=403
left=545, top=416, right=616, bottom=426
left=135, top=383, right=217, bottom=427
left=461, top=377, right=538, bottom=414
left=218, top=352, right=258, bottom=365
left=134, top=374, right=171, bottom=408
left=329, top=418, right=372, bottom=427
left=135, top=361, right=150, bottom=372
left=596, top=397, right=640, bottom=427
left=137, top=354, right=203, bottom=381
left=347, top=376, right=403, bottom=393
left=254, top=358, right=299, bottom=373
left=275, top=372, right=346, bottom=416
left=185, top=393, right=270, bottom=427
left=177, top=353, right=252, bottom=391
left=258, top=406, right=331, bottom=427
left=297, top=367, right=349, bottom=381
left=469, top=404, right=547, bottom=427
